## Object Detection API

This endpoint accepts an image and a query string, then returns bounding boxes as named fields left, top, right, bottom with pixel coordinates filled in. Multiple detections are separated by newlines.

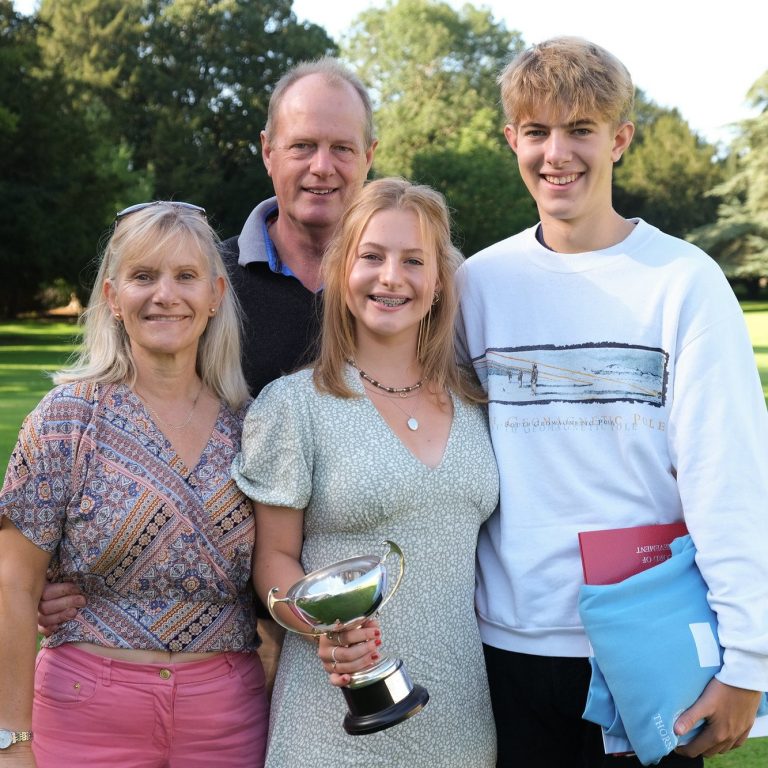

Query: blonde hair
left=314, top=177, right=483, bottom=402
left=55, top=203, right=250, bottom=409
left=498, top=36, right=634, bottom=127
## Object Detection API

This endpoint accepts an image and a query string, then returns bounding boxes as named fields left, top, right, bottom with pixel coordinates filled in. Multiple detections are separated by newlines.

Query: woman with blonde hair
left=0, top=202, right=267, bottom=767
left=233, top=178, right=499, bottom=766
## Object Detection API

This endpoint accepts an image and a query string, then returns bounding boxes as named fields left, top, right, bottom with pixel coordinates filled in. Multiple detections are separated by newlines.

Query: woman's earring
left=209, top=307, right=216, bottom=315
left=431, top=292, right=440, bottom=306
left=114, top=313, right=122, bottom=321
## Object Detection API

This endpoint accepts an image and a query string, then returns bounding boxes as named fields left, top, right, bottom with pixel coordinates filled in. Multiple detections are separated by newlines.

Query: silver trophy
left=267, top=540, right=429, bottom=735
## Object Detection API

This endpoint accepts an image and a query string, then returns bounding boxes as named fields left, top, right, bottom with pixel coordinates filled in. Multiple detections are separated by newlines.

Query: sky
left=291, top=0, right=767, bottom=149
left=13, top=0, right=766, bottom=148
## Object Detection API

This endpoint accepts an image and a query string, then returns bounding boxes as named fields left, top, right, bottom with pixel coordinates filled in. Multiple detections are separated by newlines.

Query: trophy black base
left=341, top=658, right=429, bottom=735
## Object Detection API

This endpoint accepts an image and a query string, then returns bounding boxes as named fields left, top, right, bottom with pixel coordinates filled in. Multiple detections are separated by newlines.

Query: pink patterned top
left=0, top=381, right=258, bottom=653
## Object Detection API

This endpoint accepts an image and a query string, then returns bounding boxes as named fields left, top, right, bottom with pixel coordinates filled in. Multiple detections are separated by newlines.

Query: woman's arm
left=0, top=518, right=51, bottom=766
left=252, top=503, right=382, bottom=684
left=252, top=502, right=309, bottom=634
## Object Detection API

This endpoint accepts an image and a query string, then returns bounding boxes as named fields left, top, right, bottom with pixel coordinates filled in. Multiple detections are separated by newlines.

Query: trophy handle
left=266, top=587, right=320, bottom=637
left=376, top=540, right=405, bottom=614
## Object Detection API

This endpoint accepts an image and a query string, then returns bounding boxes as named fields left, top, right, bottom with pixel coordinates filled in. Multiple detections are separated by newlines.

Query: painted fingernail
left=375, top=638, right=382, bottom=646
left=371, top=653, right=380, bottom=661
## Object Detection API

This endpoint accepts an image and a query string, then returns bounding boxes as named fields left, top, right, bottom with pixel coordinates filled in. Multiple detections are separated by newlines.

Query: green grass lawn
left=0, top=321, right=82, bottom=465
left=742, top=302, right=768, bottom=405
left=0, top=312, right=767, bottom=765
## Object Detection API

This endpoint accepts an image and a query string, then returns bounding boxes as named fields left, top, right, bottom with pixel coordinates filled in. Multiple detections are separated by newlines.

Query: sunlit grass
left=0, top=321, right=81, bottom=465
left=743, top=307, right=768, bottom=404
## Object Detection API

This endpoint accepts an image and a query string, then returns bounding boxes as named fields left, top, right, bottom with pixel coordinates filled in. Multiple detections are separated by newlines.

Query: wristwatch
left=0, top=729, right=33, bottom=749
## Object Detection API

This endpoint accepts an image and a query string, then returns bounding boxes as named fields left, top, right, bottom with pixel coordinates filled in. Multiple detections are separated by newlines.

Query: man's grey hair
left=264, top=57, right=375, bottom=149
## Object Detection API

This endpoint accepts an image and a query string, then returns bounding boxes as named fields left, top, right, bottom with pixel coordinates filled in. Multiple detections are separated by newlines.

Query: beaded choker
left=351, top=363, right=423, bottom=397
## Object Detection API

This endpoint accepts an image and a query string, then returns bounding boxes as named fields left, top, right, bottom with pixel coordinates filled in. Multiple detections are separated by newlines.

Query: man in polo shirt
left=222, top=57, right=378, bottom=395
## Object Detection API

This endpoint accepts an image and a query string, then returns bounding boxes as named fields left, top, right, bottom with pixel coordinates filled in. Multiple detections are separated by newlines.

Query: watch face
left=0, top=730, right=12, bottom=749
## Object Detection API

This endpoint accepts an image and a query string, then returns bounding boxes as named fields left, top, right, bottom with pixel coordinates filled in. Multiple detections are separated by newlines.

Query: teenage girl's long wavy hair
left=314, top=177, right=484, bottom=403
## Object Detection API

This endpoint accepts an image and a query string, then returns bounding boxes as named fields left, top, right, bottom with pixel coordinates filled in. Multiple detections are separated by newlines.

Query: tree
left=625, top=87, right=677, bottom=144
left=37, top=0, right=336, bottom=236
left=0, top=1, right=137, bottom=316
left=2, top=0, right=336, bottom=314
left=342, top=0, right=529, bottom=254
left=343, top=0, right=522, bottom=179
left=614, top=102, right=724, bottom=238
left=688, top=72, right=768, bottom=295
left=411, top=108, right=535, bottom=255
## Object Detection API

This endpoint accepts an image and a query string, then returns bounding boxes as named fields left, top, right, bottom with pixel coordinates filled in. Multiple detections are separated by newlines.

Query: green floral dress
left=233, top=366, right=499, bottom=767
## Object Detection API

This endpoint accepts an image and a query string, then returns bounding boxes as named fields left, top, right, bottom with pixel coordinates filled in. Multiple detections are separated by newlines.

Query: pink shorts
left=33, top=644, right=268, bottom=768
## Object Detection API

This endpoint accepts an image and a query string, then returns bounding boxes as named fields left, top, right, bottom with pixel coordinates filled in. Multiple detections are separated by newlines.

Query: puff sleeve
left=231, top=374, right=315, bottom=511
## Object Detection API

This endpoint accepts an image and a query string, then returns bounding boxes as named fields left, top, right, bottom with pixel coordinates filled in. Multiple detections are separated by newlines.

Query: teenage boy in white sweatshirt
left=457, top=36, right=768, bottom=768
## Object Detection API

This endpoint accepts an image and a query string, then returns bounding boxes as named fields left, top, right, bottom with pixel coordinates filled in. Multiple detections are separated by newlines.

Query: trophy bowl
left=267, top=540, right=429, bottom=735
left=273, top=552, right=388, bottom=631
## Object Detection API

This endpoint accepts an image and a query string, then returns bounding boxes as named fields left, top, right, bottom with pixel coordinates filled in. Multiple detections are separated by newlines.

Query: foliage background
left=1, top=0, right=766, bottom=317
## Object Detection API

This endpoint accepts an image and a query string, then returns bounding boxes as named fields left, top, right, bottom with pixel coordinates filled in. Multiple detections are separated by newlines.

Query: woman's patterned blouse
left=0, top=381, right=258, bottom=653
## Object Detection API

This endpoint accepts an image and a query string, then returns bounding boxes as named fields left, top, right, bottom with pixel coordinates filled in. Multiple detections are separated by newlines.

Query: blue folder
left=579, top=535, right=768, bottom=766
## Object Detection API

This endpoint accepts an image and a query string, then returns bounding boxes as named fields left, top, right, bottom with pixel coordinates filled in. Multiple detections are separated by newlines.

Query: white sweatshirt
left=457, top=220, right=768, bottom=691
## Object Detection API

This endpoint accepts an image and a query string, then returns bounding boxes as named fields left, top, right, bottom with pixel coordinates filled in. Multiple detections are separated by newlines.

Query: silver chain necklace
left=135, top=382, right=203, bottom=430
left=365, top=384, right=422, bottom=431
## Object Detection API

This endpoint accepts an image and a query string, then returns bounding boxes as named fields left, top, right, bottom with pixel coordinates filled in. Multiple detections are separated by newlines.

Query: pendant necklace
left=365, top=384, right=422, bottom=431
left=135, top=381, right=203, bottom=430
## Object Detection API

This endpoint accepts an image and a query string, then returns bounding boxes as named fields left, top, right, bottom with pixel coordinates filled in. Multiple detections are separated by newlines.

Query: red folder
left=578, top=522, right=688, bottom=585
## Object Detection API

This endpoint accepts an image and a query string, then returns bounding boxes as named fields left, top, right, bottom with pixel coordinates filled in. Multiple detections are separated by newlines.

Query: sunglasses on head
left=114, top=201, right=207, bottom=224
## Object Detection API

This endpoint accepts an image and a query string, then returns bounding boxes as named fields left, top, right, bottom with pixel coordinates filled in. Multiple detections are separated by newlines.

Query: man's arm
left=37, top=580, right=85, bottom=636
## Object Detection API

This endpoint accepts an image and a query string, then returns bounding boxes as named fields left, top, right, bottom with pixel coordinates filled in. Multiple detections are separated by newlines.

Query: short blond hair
left=498, top=36, right=634, bottom=127
left=315, top=177, right=483, bottom=402
left=55, top=203, right=250, bottom=408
